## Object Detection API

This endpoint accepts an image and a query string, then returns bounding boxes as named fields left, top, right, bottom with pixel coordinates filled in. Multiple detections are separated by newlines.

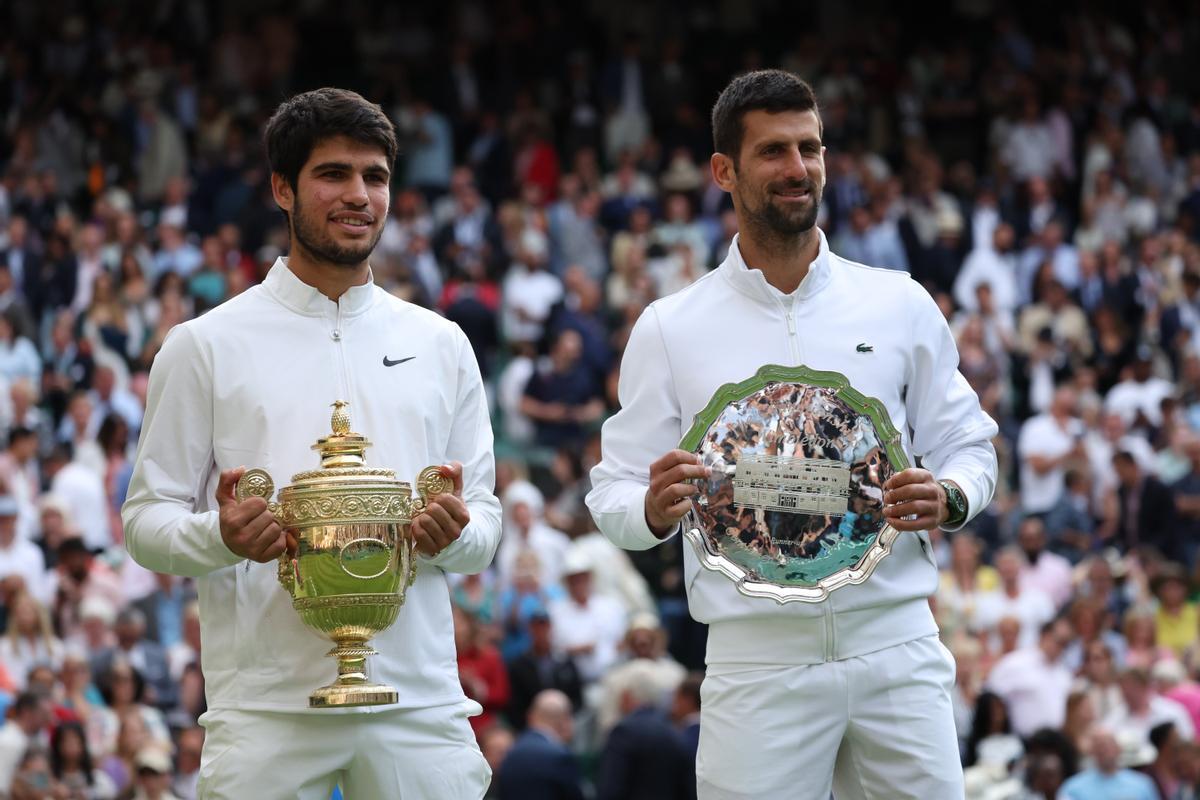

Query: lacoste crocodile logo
left=856, top=343, right=873, bottom=353
left=382, top=356, right=416, bottom=367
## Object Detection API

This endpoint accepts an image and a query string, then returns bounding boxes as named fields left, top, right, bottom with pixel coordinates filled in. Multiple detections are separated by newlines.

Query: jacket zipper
left=779, top=297, right=802, bottom=364
left=331, top=301, right=350, bottom=402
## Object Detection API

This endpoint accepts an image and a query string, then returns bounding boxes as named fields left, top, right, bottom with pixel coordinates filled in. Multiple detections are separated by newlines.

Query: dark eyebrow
left=310, top=161, right=390, bottom=176
left=757, top=138, right=822, bottom=152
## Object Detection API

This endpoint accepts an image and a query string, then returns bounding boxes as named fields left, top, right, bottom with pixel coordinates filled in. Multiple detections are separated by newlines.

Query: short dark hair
left=678, top=671, right=704, bottom=710
left=7, top=426, right=33, bottom=448
left=263, top=88, right=398, bottom=192
left=1150, top=721, right=1177, bottom=750
left=97, top=662, right=146, bottom=706
left=56, top=537, right=90, bottom=560
left=711, top=70, right=820, bottom=164
left=1113, top=450, right=1137, bottom=467
left=12, top=690, right=45, bottom=718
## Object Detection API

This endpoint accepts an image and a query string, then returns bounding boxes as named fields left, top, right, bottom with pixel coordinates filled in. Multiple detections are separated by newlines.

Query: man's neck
left=285, top=251, right=370, bottom=302
left=736, top=226, right=820, bottom=295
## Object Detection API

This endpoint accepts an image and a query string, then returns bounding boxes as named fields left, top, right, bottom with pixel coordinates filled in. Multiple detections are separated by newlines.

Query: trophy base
left=309, top=682, right=398, bottom=708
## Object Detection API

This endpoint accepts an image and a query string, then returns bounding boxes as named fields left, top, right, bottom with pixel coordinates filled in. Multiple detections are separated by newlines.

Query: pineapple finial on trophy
left=331, top=400, right=351, bottom=434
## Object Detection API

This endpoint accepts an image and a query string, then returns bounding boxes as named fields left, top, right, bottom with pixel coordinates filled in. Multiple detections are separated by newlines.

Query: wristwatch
left=938, top=480, right=968, bottom=527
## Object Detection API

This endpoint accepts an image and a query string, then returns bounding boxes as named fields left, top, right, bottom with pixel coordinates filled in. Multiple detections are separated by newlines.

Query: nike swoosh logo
left=382, top=356, right=416, bottom=367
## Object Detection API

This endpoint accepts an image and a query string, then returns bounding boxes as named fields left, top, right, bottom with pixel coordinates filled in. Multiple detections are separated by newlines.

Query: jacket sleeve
left=121, top=324, right=242, bottom=576
left=586, top=305, right=680, bottom=551
left=904, top=281, right=999, bottom=531
left=424, top=332, right=502, bottom=574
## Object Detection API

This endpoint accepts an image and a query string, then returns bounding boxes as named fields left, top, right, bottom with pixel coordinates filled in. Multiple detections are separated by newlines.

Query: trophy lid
left=312, top=400, right=374, bottom=469
left=285, top=401, right=401, bottom=486
left=235, top=401, right=416, bottom=530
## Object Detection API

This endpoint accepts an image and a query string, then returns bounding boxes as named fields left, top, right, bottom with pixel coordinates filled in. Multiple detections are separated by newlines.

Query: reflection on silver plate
left=681, top=365, right=908, bottom=604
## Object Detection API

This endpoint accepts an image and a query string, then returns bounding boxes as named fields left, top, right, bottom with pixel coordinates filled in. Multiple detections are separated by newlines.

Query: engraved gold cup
left=235, top=400, right=449, bottom=708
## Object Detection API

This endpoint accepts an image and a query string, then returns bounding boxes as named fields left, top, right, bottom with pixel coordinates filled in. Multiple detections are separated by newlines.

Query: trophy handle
left=408, top=465, right=452, bottom=586
left=412, top=465, right=452, bottom=513
left=235, top=469, right=295, bottom=594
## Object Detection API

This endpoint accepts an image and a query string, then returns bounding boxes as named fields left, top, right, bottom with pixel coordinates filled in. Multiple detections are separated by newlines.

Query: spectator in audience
left=1017, top=385, right=1086, bottom=515
left=1154, top=659, right=1200, bottom=737
left=1059, top=726, right=1158, bottom=800
left=1110, top=450, right=1178, bottom=559
left=596, top=659, right=695, bottom=800
left=1043, top=468, right=1096, bottom=563
left=1106, top=665, right=1195, bottom=745
left=505, top=609, right=582, bottom=731
left=1062, top=598, right=1127, bottom=673
left=0, top=691, right=51, bottom=794
left=520, top=329, right=605, bottom=450
left=0, top=591, right=63, bottom=686
left=1061, top=690, right=1098, bottom=762
left=480, top=725, right=515, bottom=800
left=548, top=551, right=627, bottom=685
left=596, top=612, right=685, bottom=735
left=49, top=719, right=116, bottom=799
left=986, top=619, right=1074, bottom=737
left=1015, top=516, right=1073, bottom=610
left=455, top=605, right=511, bottom=740
left=496, top=481, right=570, bottom=591
left=1152, top=565, right=1198, bottom=659
left=1149, top=721, right=1187, bottom=799
left=974, top=547, right=1056, bottom=649
left=671, top=672, right=703, bottom=758
left=128, top=745, right=180, bottom=800
left=495, top=689, right=584, bottom=800
left=0, top=496, right=47, bottom=606
left=91, top=608, right=174, bottom=712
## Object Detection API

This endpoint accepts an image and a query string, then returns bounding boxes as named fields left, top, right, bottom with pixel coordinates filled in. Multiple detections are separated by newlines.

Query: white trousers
left=696, top=635, right=964, bottom=800
left=196, top=702, right=490, bottom=800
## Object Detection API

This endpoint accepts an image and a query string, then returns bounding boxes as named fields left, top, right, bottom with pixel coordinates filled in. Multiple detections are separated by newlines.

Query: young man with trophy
left=588, top=70, right=998, bottom=799
left=123, top=88, right=500, bottom=799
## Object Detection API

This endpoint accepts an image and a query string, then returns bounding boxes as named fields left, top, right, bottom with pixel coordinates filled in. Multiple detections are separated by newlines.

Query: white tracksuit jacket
left=586, top=231, right=998, bottom=667
left=122, top=260, right=502, bottom=713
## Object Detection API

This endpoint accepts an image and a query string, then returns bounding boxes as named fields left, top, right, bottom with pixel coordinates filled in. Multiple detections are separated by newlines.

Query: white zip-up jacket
left=586, top=232, right=998, bottom=667
left=122, top=260, right=502, bottom=713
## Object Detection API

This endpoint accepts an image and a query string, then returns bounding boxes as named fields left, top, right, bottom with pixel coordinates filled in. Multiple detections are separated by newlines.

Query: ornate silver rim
left=679, top=364, right=908, bottom=604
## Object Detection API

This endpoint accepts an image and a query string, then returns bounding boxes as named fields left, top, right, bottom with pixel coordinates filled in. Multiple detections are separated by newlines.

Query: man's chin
left=765, top=209, right=818, bottom=236
left=309, top=240, right=377, bottom=267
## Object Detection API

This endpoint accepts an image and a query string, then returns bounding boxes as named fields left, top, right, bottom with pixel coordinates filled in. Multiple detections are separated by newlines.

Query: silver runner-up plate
left=681, top=365, right=909, bottom=604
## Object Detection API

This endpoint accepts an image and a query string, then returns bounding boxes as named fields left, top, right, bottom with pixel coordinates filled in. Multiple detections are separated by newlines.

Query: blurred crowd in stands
left=5, top=1, right=1200, bottom=798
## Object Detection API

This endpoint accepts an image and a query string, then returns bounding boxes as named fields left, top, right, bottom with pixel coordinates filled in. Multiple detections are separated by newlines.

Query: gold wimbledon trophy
left=235, top=400, right=449, bottom=708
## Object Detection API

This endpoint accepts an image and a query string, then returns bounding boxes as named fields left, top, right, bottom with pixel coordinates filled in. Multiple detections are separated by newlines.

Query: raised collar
left=262, top=258, right=377, bottom=317
left=719, top=229, right=833, bottom=306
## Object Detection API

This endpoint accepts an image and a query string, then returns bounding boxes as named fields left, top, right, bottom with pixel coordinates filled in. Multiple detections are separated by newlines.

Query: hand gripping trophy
left=235, top=400, right=449, bottom=708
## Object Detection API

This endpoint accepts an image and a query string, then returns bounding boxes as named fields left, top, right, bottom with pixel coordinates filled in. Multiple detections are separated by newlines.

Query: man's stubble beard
left=737, top=177, right=823, bottom=241
left=290, top=194, right=383, bottom=268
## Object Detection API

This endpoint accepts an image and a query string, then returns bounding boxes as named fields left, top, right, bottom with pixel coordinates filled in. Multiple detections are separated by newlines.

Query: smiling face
left=271, top=135, right=391, bottom=270
left=712, top=109, right=825, bottom=240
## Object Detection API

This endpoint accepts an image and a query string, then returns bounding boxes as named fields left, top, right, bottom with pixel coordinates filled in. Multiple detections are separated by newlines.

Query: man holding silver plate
left=123, top=89, right=500, bottom=798
left=587, top=70, right=997, bottom=799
